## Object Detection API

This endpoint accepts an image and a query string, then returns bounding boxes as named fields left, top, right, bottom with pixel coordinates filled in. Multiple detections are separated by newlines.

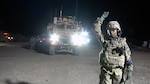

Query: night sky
left=0, top=0, right=148, bottom=40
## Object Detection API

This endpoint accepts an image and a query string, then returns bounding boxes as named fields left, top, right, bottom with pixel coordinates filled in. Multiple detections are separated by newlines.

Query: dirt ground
left=0, top=42, right=150, bottom=84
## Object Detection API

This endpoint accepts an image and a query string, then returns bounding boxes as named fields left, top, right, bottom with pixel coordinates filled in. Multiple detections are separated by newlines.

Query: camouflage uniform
left=93, top=12, right=133, bottom=84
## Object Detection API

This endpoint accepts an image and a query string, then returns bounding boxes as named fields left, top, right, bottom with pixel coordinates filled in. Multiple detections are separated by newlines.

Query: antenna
left=50, top=8, right=52, bottom=23
left=60, top=5, right=63, bottom=17
left=60, top=10, right=62, bottom=17
left=55, top=8, right=57, bottom=16
left=75, top=0, right=78, bottom=20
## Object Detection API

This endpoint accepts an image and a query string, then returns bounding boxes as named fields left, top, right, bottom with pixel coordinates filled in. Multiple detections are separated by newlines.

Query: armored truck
left=46, top=16, right=90, bottom=55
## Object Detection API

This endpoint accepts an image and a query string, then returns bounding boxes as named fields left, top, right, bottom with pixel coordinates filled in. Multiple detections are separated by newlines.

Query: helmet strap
left=107, top=30, right=110, bottom=36
left=117, top=30, right=122, bottom=37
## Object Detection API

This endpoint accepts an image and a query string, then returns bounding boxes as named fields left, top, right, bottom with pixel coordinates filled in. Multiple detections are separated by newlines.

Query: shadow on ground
left=22, top=44, right=31, bottom=49
left=5, top=79, right=32, bottom=84
left=21, top=43, right=80, bottom=56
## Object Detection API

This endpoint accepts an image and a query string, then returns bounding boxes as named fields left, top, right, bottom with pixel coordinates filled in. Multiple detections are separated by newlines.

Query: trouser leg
left=112, top=68, right=123, bottom=84
left=99, top=68, right=112, bottom=84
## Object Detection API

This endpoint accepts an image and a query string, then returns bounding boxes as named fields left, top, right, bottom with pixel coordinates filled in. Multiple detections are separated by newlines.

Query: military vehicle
left=0, top=31, right=14, bottom=42
left=46, top=15, right=90, bottom=55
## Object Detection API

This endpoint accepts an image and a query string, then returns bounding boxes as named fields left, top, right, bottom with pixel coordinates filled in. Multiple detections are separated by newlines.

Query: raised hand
left=102, top=11, right=109, bottom=18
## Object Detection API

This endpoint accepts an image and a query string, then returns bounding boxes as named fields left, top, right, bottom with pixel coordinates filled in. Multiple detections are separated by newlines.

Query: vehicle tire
left=73, top=47, right=80, bottom=56
left=30, top=43, right=35, bottom=50
left=34, top=43, right=40, bottom=52
left=49, top=46, right=55, bottom=55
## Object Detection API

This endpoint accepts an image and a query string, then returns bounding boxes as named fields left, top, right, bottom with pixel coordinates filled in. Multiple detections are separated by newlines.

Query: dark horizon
left=0, top=0, right=148, bottom=40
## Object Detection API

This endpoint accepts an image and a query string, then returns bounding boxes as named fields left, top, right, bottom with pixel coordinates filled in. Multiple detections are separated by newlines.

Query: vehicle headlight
left=50, top=33, right=59, bottom=42
left=83, top=37, right=90, bottom=44
left=80, top=31, right=90, bottom=44
left=71, top=34, right=84, bottom=46
left=81, top=31, right=88, bottom=37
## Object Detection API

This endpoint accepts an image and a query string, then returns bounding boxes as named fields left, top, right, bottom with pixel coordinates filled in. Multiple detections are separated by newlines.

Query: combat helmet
left=107, top=21, right=122, bottom=37
left=107, top=21, right=121, bottom=30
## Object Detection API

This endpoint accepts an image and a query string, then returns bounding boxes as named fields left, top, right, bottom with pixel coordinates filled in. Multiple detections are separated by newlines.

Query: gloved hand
left=126, top=70, right=133, bottom=80
left=99, top=11, right=109, bottom=23
left=102, top=11, right=109, bottom=18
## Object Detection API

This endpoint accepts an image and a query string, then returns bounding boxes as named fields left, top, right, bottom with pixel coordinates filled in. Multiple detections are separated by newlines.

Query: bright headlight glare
left=71, top=34, right=84, bottom=46
left=81, top=31, right=88, bottom=36
left=71, top=32, right=90, bottom=46
left=50, top=33, right=59, bottom=41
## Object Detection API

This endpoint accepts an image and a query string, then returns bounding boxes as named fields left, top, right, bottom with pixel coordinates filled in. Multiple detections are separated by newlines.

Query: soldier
left=93, top=12, right=133, bottom=84
left=30, top=36, right=36, bottom=50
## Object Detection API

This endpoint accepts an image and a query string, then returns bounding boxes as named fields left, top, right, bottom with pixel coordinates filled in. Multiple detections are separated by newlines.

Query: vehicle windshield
left=57, top=24, right=65, bottom=30
left=66, top=25, right=75, bottom=29
left=56, top=24, right=75, bottom=30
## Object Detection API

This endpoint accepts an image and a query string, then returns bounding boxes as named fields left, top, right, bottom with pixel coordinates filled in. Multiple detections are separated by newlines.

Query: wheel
left=30, top=43, right=35, bottom=50
left=49, top=46, right=55, bottom=55
left=34, top=43, right=40, bottom=52
left=73, top=47, right=80, bottom=56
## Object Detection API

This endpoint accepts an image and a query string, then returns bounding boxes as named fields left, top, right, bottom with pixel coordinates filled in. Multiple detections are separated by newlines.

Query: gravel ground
left=0, top=42, right=150, bottom=84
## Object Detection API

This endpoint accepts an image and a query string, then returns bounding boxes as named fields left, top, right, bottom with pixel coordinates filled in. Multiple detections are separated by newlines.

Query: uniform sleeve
left=94, top=20, right=106, bottom=64
left=93, top=12, right=109, bottom=45
left=93, top=20, right=105, bottom=44
left=123, top=38, right=133, bottom=71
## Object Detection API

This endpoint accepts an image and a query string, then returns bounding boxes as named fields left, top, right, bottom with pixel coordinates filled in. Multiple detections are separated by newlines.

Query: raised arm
left=93, top=11, right=109, bottom=44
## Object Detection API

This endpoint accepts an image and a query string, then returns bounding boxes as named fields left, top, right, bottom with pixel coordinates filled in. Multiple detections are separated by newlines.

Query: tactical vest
left=101, top=37, right=126, bottom=69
